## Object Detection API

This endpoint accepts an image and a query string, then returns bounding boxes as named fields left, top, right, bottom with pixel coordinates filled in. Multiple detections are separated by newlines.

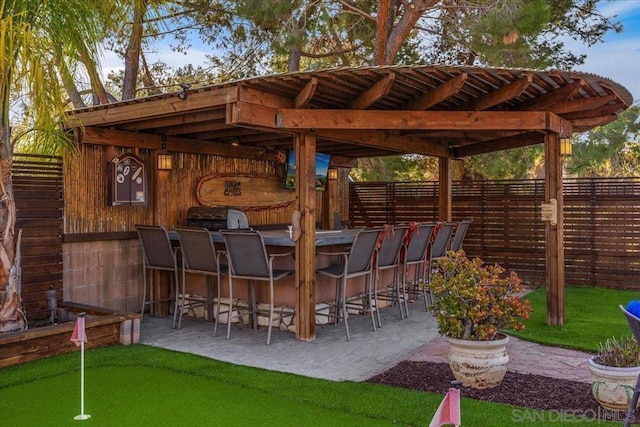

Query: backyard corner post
left=438, top=157, right=452, bottom=221
left=544, top=132, right=565, bottom=326
left=294, top=133, right=317, bottom=341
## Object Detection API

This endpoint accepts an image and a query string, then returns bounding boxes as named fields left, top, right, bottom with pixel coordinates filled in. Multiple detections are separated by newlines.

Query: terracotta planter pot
left=446, top=334, right=509, bottom=389
left=588, top=356, right=640, bottom=411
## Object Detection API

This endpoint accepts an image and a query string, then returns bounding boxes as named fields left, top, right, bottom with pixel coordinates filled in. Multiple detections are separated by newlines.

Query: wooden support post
left=322, top=171, right=338, bottom=230
left=438, top=157, right=452, bottom=221
left=294, top=133, right=317, bottom=341
left=544, top=133, right=565, bottom=326
left=153, top=152, right=171, bottom=316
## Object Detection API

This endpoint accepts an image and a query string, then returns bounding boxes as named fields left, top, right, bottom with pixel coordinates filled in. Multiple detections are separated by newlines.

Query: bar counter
left=169, top=227, right=361, bottom=247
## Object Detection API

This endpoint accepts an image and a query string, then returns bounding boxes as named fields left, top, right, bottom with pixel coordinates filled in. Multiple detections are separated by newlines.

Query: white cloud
left=599, top=0, right=640, bottom=19
left=567, top=36, right=640, bottom=103
left=556, top=1, right=640, bottom=104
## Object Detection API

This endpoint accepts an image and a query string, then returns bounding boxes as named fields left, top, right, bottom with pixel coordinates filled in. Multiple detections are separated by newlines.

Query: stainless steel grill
left=186, top=207, right=249, bottom=230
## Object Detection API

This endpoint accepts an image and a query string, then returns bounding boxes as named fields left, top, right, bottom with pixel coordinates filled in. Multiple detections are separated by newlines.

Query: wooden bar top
left=169, top=228, right=361, bottom=247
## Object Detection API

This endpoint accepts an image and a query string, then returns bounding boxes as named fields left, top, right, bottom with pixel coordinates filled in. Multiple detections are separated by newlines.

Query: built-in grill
left=186, top=207, right=249, bottom=230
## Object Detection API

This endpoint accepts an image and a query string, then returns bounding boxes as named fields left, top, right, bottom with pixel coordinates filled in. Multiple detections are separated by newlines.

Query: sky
left=101, top=1, right=640, bottom=104
left=565, top=0, right=640, bottom=104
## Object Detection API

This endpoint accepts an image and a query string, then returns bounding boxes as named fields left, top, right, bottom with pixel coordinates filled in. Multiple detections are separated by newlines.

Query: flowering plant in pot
left=589, top=335, right=640, bottom=411
left=428, top=250, right=532, bottom=388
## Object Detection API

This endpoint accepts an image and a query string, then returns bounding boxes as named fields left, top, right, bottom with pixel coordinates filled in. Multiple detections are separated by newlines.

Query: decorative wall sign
left=109, top=154, right=147, bottom=206
left=196, top=173, right=295, bottom=210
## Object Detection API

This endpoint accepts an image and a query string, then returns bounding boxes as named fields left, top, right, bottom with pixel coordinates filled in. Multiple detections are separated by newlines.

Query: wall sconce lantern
left=560, top=135, right=572, bottom=157
left=157, top=153, right=172, bottom=170
left=559, top=120, right=572, bottom=157
left=328, top=168, right=338, bottom=180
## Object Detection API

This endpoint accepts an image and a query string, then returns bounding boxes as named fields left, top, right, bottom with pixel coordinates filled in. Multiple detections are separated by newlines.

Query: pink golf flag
left=429, top=387, right=461, bottom=427
left=70, top=316, right=87, bottom=347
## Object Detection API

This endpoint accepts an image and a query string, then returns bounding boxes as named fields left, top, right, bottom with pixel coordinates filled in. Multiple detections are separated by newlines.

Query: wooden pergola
left=70, top=64, right=632, bottom=341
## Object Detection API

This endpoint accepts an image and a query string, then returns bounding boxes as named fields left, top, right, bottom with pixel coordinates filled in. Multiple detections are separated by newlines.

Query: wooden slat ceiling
left=70, top=64, right=632, bottom=160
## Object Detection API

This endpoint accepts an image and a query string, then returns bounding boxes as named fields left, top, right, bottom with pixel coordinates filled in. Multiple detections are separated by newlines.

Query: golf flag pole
left=71, top=312, right=90, bottom=421
left=429, top=380, right=462, bottom=427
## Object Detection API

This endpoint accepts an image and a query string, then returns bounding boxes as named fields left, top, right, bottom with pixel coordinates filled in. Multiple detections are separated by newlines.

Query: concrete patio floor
left=139, top=299, right=592, bottom=383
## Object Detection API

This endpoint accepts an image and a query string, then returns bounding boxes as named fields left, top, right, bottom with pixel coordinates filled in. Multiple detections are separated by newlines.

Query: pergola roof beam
left=348, top=73, right=395, bottom=110
left=405, top=73, right=467, bottom=110
left=464, top=75, right=532, bottom=110
left=550, top=94, right=618, bottom=115
left=312, top=129, right=449, bottom=157
left=453, top=131, right=544, bottom=157
left=522, top=80, right=584, bottom=111
left=276, top=109, right=561, bottom=132
left=294, top=78, right=318, bottom=108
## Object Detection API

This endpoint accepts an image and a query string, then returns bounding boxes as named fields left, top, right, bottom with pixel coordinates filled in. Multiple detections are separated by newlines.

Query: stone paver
left=140, top=301, right=439, bottom=381
left=140, top=301, right=593, bottom=384
left=408, top=335, right=592, bottom=383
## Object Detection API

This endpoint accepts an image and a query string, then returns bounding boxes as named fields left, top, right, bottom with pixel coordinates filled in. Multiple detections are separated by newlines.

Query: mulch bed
left=367, top=361, right=637, bottom=421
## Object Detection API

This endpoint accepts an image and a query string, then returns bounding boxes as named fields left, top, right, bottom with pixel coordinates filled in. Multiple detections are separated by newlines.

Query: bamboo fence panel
left=64, top=145, right=330, bottom=232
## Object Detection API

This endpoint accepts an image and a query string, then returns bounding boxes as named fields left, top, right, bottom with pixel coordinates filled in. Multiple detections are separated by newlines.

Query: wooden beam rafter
left=277, top=109, right=561, bottom=132
left=295, top=78, right=318, bottom=108
left=402, top=129, right=522, bottom=141
left=405, top=73, right=467, bottom=111
left=70, top=86, right=238, bottom=126
left=572, top=115, right=619, bottom=131
left=117, top=109, right=226, bottom=131
left=161, top=120, right=229, bottom=136
left=313, top=129, right=449, bottom=157
left=550, top=94, right=618, bottom=115
left=80, top=127, right=282, bottom=161
left=237, top=84, right=294, bottom=108
left=452, top=131, right=544, bottom=157
left=348, top=73, right=395, bottom=110
left=464, top=75, right=532, bottom=111
left=229, top=101, right=280, bottom=130
left=559, top=103, right=623, bottom=120
left=522, top=80, right=583, bottom=111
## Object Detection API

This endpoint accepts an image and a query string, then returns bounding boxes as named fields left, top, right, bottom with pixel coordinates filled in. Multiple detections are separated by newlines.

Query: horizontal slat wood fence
left=350, top=178, right=640, bottom=290
left=12, top=154, right=64, bottom=322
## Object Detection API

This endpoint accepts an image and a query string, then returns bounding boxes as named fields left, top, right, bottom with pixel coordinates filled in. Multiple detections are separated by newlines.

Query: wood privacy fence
left=350, top=178, right=640, bottom=290
left=13, top=154, right=64, bottom=323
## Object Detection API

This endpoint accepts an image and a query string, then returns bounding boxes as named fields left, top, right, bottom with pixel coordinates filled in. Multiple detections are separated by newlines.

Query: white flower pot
left=588, top=356, right=640, bottom=411
left=446, top=334, right=509, bottom=389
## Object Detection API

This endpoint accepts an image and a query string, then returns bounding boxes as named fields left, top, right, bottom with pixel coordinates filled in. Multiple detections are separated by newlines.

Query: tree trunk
left=287, top=17, right=304, bottom=72
left=382, top=0, right=439, bottom=65
left=374, top=0, right=391, bottom=65
left=77, top=43, right=110, bottom=105
left=288, top=45, right=302, bottom=72
left=122, top=0, right=148, bottom=100
left=56, top=56, right=86, bottom=109
left=0, top=126, right=25, bottom=332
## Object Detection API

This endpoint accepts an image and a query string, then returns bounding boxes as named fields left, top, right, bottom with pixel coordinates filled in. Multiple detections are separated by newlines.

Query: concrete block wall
left=63, top=239, right=143, bottom=312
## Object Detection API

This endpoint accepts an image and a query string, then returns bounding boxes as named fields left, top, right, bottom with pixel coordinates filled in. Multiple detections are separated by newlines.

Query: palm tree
left=0, top=0, right=108, bottom=332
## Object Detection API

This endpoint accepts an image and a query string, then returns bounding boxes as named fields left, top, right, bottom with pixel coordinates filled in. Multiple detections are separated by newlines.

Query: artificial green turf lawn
left=507, top=286, right=638, bottom=352
left=0, top=345, right=620, bottom=426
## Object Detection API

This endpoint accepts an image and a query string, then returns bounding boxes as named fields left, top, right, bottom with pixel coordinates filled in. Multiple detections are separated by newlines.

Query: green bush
left=428, top=250, right=532, bottom=341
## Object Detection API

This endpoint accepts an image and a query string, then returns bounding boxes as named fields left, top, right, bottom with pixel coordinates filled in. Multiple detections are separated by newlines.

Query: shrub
left=593, top=336, right=640, bottom=368
left=428, top=250, right=532, bottom=341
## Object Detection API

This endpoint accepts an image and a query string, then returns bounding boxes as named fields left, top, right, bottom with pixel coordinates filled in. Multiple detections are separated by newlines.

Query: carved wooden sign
left=196, top=173, right=295, bottom=211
